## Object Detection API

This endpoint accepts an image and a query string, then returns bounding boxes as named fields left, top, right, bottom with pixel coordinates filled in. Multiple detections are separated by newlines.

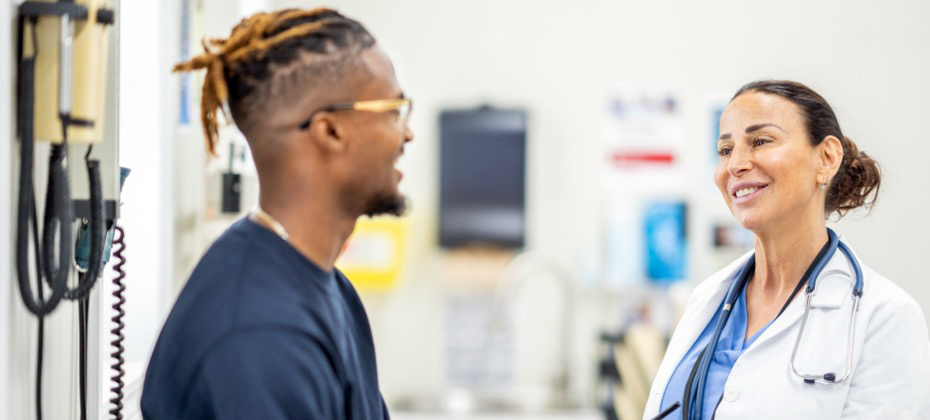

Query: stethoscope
left=682, top=228, right=864, bottom=420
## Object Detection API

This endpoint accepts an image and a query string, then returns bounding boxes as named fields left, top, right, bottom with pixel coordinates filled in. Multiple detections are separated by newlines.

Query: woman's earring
left=820, top=184, right=827, bottom=190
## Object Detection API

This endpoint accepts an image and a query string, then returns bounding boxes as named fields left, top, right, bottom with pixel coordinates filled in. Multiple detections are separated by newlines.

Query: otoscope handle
left=59, top=14, right=73, bottom=117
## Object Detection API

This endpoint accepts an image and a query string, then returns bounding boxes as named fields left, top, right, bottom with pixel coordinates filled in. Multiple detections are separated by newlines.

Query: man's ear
left=306, top=112, right=349, bottom=154
left=818, top=135, right=844, bottom=183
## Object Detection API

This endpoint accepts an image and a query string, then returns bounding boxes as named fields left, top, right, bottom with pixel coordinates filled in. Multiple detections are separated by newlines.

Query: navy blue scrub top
left=141, top=218, right=390, bottom=420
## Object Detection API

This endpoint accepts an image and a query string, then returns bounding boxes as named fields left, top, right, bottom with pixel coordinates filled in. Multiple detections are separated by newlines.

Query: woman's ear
left=819, top=135, right=844, bottom=182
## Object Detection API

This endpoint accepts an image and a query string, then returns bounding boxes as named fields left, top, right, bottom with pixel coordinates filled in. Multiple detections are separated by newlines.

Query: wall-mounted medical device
left=14, top=1, right=122, bottom=419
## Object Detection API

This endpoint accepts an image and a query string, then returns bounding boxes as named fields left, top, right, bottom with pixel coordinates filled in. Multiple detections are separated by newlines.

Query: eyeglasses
left=298, top=98, right=413, bottom=130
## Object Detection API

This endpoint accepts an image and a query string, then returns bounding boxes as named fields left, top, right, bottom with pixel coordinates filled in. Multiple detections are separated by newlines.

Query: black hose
left=73, top=153, right=106, bottom=420
left=35, top=270, right=44, bottom=420
left=16, top=15, right=79, bottom=420
left=65, top=156, right=105, bottom=300
left=78, top=294, right=88, bottom=420
left=15, top=16, right=70, bottom=317
left=40, top=142, right=73, bottom=288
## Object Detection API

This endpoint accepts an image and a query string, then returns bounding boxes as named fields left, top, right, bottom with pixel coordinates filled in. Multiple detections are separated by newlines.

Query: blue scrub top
left=659, top=281, right=773, bottom=420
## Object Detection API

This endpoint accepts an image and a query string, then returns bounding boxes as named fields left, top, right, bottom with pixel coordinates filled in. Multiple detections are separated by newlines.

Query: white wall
left=277, top=0, right=930, bottom=303
left=117, top=0, right=175, bottom=413
left=2, top=1, right=14, bottom=417
left=259, top=0, right=930, bottom=408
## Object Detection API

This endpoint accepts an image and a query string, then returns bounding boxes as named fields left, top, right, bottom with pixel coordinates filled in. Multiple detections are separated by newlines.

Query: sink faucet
left=492, top=251, right=576, bottom=409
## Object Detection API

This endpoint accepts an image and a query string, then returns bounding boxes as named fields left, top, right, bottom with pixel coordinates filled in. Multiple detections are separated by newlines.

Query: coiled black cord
left=109, top=225, right=126, bottom=420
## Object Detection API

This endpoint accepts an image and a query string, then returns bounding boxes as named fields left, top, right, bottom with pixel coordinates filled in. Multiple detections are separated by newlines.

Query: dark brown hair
left=733, top=80, right=881, bottom=218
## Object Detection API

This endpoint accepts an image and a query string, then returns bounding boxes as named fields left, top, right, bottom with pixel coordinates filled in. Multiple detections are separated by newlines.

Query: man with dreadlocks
left=142, top=8, right=412, bottom=419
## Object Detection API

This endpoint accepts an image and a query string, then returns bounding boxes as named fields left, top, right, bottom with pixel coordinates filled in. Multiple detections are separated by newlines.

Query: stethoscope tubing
left=686, top=228, right=864, bottom=419
left=789, top=240, right=863, bottom=385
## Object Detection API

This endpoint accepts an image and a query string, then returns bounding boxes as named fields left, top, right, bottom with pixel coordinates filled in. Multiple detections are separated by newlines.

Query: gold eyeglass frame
left=298, top=98, right=413, bottom=130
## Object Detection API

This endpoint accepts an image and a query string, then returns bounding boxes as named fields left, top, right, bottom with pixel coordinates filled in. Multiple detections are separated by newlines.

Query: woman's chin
left=733, top=212, right=765, bottom=233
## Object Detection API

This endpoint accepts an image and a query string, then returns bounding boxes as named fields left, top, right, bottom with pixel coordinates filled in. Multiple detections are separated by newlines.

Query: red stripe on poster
left=611, top=152, right=675, bottom=165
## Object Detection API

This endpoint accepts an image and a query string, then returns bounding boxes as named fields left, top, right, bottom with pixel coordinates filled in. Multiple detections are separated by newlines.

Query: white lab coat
left=643, top=242, right=930, bottom=419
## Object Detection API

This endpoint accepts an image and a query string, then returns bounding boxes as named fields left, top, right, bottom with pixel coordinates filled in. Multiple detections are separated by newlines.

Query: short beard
left=362, top=192, right=408, bottom=217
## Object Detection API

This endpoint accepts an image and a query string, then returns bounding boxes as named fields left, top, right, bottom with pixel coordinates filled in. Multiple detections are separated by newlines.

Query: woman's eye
left=754, top=138, right=771, bottom=146
left=718, top=148, right=732, bottom=156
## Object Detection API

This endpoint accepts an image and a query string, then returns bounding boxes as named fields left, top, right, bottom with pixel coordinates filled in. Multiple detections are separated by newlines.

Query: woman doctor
left=643, top=80, right=930, bottom=419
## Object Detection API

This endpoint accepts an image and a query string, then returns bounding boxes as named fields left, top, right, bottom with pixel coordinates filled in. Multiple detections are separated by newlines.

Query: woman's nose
left=727, top=146, right=752, bottom=176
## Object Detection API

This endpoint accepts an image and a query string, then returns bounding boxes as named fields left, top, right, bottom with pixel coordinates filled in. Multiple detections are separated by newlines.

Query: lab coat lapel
left=749, top=241, right=857, bottom=349
left=751, top=293, right=805, bottom=348
left=652, top=254, right=750, bottom=391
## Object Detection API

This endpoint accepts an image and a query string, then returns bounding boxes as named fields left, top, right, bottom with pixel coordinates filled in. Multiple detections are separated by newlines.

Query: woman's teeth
left=735, top=187, right=760, bottom=198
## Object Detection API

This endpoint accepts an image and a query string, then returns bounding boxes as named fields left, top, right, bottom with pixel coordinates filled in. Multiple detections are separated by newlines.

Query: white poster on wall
left=600, top=87, right=685, bottom=193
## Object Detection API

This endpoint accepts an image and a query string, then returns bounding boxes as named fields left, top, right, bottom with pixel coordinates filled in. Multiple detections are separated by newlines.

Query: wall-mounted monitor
left=439, top=108, right=527, bottom=249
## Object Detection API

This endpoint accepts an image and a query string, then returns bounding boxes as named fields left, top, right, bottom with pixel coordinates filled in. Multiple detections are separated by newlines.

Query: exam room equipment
left=12, top=0, right=125, bottom=418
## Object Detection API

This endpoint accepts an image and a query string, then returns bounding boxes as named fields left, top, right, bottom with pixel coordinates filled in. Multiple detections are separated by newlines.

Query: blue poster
left=711, top=107, right=724, bottom=163
left=644, top=202, right=687, bottom=283
left=179, top=0, right=191, bottom=125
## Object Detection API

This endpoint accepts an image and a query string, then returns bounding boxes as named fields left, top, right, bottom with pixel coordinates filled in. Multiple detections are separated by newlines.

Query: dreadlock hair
left=173, top=8, right=376, bottom=154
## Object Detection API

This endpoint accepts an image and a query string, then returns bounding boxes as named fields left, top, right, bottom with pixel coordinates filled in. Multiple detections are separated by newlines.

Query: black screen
left=439, top=108, right=527, bottom=248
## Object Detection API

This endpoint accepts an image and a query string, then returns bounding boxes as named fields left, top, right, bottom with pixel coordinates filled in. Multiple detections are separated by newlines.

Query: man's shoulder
left=193, top=218, right=275, bottom=272
left=182, top=218, right=314, bottom=311
left=143, top=325, right=344, bottom=419
left=144, top=219, right=321, bottom=390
